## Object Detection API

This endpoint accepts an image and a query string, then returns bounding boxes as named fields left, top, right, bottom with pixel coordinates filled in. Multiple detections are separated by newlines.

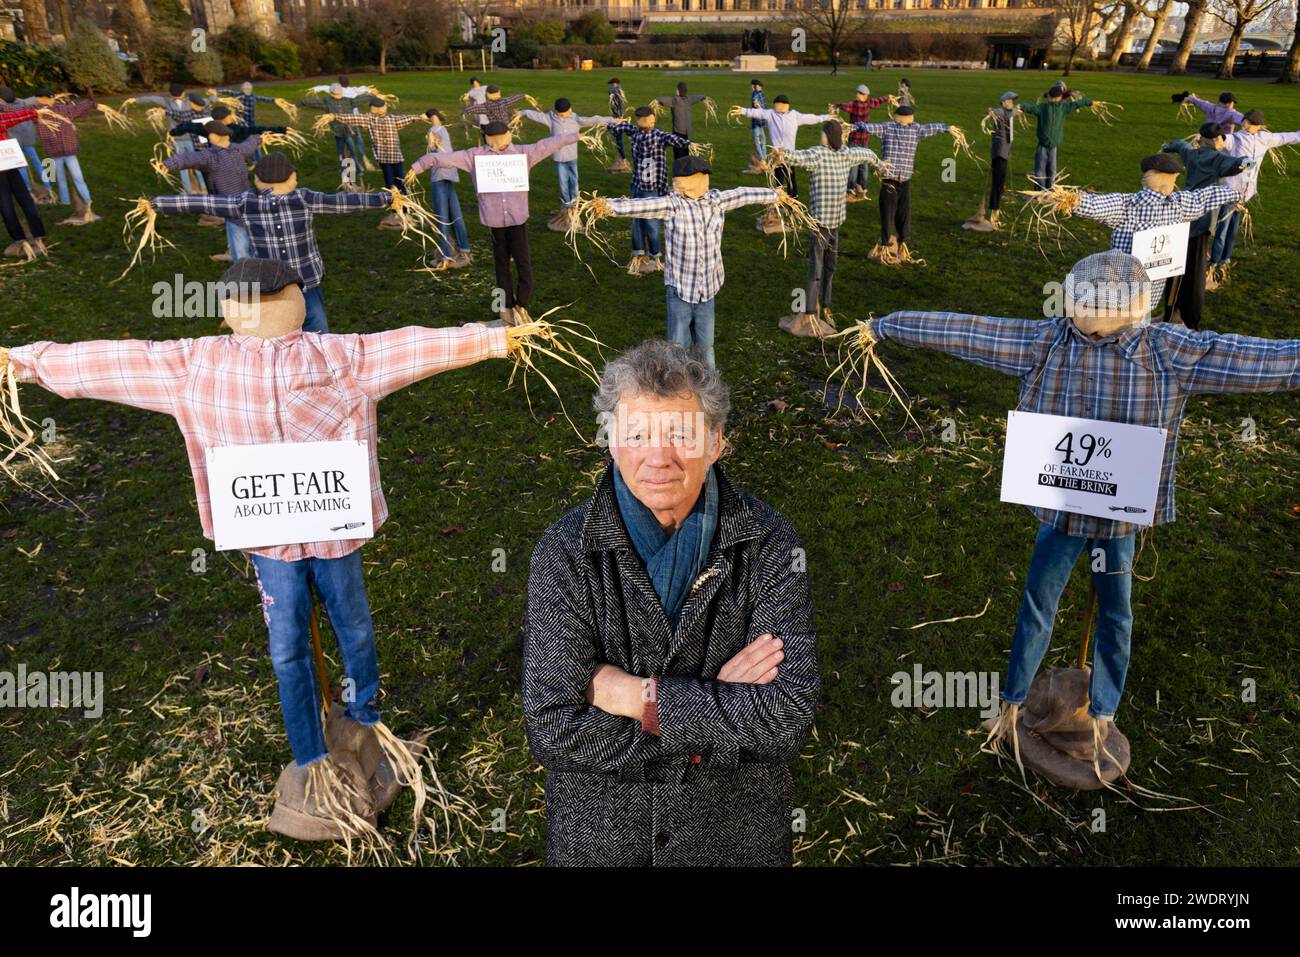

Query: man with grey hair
left=863, top=250, right=1300, bottom=777
left=523, top=339, right=820, bottom=866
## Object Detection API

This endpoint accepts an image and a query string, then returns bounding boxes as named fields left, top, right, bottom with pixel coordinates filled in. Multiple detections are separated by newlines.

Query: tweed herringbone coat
left=523, top=464, right=820, bottom=866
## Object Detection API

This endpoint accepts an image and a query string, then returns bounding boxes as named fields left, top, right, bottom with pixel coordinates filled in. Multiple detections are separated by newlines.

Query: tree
left=1169, top=0, right=1208, bottom=73
left=186, top=47, right=224, bottom=85
left=801, top=0, right=863, bottom=69
left=1136, top=0, right=1176, bottom=70
left=571, top=10, right=615, bottom=45
left=532, top=16, right=565, bottom=47
left=456, top=0, right=496, bottom=42
left=359, top=0, right=425, bottom=74
left=63, top=18, right=128, bottom=94
left=1281, top=9, right=1300, bottom=81
left=19, top=0, right=52, bottom=45
left=1056, top=0, right=1105, bottom=75
left=53, top=0, right=71, bottom=39
left=1105, top=0, right=1142, bottom=64
left=1209, top=0, right=1283, bottom=78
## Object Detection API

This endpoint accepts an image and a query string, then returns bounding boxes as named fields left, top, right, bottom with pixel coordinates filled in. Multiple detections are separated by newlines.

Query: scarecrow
left=1208, top=109, right=1300, bottom=290
left=575, top=154, right=783, bottom=367
left=744, top=78, right=768, bottom=175
left=1160, top=123, right=1251, bottom=328
left=160, top=121, right=263, bottom=263
left=141, top=152, right=396, bottom=332
left=605, top=106, right=690, bottom=274
left=771, top=120, right=884, bottom=338
left=9, top=89, right=128, bottom=226
left=1025, top=152, right=1240, bottom=315
left=409, top=120, right=579, bottom=325
left=853, top=250, right=1300, bottom=789
left=123, top=86, right=216, bottom=194
left=653, top=81, right=714, bottom=164
left=325, top=96, right=433, bottom=228
left=460, top=84, right=535, bottom=135
left=1171, top=90, right=1243, bottom=134
left=517, top=98, right=615, bottom=233
left=732, top=94, right=835, bottom=226
left=855, top=105, right=963, bottom=264
left=462, top=76, right=489, bottom=144
left=964, top=91, right=1020, bottom=233
left=0, top=85, right=54, bottom=205
left=897, top=78, right=914, bottom=108
left=0, top=256, right=604, bottom=847
left=606, top=77, right=630, bottom=172
left=1019, top=84, right=1095, bottom=190
left=417, top=109, right=473, bottom=272
left=0, top=103, right=54, bottom=259
left=296, top=84, right=376, bottom=189
left=214, top=81, right=298, bottom=160
left=829, top=83, right=895, bottom=202
left=170, top=103, right=288, bottom=148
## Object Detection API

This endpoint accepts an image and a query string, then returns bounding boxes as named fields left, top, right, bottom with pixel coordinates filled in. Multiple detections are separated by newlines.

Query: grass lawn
left=0, top=67, right=1296, bottom=866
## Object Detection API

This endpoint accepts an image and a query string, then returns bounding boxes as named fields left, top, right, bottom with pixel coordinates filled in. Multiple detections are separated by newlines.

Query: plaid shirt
left=218, top=90, right=276, bottom=125
left=606, top=187, right=777, bottom=303
left=28, top=99, right=97, bottom=157
left=739, top=108, right=830, bottom=152
left=607, top=123, right=689, bottom=195
left=784, top=145, right=881, bottom=228
left=0, top=99, right=39, bottom=146
left=833, top=97, right=891, bottom=146
left=462, top=94, right=526, bottom=128
left=9, top=324, right=508, bottom=561
left=1075, top=185, right=1239, bottom=302
left=163, top=138, right=259, bottom=195
left=333, top=111, right=422, bottom=164
left=750, top=89, right=766, bottom=128
left=873, top=312, right=1300, bottom=538
left=151, top=188, right=392, bottom=289
left=0, top=107, right=38, bottom=141
left=297, top=94, right=368, bottom=138
left=135, top=95, right=212, bottom=148
left=857, top=121, right=948, bottom=182
left=609, top=84, right=626, bottom=117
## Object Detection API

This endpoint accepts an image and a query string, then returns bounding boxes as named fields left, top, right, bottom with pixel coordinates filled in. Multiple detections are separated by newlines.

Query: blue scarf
left=613, top=465, right=719, bottom=627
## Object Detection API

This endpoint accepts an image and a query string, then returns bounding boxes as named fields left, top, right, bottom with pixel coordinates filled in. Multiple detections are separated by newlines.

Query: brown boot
left=196, top=213, right=224, bottom=227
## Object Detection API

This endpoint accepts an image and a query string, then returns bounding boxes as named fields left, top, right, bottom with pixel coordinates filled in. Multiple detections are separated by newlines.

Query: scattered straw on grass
left=822, top=316, right=922, bottom=440
left=1089, top=100, right=1124, bottom=126
left=273, top=97, right=299, bottom=123
left=114, top=197, right=176, bottom=282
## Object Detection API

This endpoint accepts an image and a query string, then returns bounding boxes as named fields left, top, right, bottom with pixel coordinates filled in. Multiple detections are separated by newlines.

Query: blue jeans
left=19, top=144, right=45, bottom=187
left=751, top=124, right=767, bottom=159
left=847, top=160, right=870, bottom=192
left=225, top=220, right=252, bottom=260
left=613, top=127, right=626, bottom=159
left=1004, top=523, right=1136, bottom=720
left=666, top=286, right=716, bottom=368
left=251, top=550, right=380, bottom=767
left=303, top=283, right=328, bottom=333
left=334, top=134, right=365, bottom=180
left=556, top=159, right=579, bottom=207
left=1033, top=144, right=1058, bottom=190
left=1210, top=203, right=1240, bottom=266
left=430, top=178, right=470, bottom=258
left=50, top=155, right=90, bottom=204
left=381, top=160, right=406, bottom=193
left=630, top=182, right=661, bottom=257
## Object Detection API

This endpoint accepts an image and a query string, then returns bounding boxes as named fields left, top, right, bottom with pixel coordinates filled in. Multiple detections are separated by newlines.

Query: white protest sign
left=206, top=440, right=373, bottom=551
left=0, top=138, right=26, bottom=172
left=1000, top=411, right=1167, bottom=526
left=1130, top=221, right=1190, bottom=281
left=474, top=152, right=529, bottom=192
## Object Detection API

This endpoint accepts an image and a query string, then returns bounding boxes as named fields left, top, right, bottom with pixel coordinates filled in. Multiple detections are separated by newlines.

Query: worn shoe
left=266, top=751, right=378, bottom=841
left=1204, top=266, right=1219, bottom=292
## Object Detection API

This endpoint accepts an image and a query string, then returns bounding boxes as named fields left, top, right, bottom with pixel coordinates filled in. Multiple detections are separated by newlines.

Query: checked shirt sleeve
left=653, top=516, right=820, bottom=766
left=1174, top=184, right=1240, bottom=220
left=918, top=122, right=949, bottom=139
left=606, top=194, right=678, bottom=219
left=300, top=188, right=391, bottom=212
left=162, top=149, right=212, bottom=172
left=8, top=339, right=191, bottom=416
left=1074, top=191, right=1129, bottom=228
left=346, top=322, right=508, bottom=401
left=874, top=311, right=1048, bottom=378
left=152, top=193, right=243, bottom=218
left=782, top=147, right=818, bottom=169
left=1161, top=328, right=1300, bottom=395
left=845, top=146, right=882, bottom=168
left=717, top=186, right=778, bottom=212
left=522, top=531, right=667, bottom=772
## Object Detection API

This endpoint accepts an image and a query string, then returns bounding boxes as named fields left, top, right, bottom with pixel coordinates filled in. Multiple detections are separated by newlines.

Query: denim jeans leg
left=225, top=220, right=253, bottom=260
left=448, top=188, right=470, bottom=250
left=250, top=554, right=328, bottom=767
left=1003, top=523, right=1088, bottom=705
left=1212, top=205, right=1240, bottom=265
left=1087, top=534, right=1136, bottom=719
left=302, top=284, right=329, bottom=333
left=53, top=157, right=70, bottom=204
left=22, top=144, right=45, bottom=185
left=557, top=160, right=578, bottom=206
left=431, top=180, right=453, bottom=258
left=309, top=551, right=381, bottom=726
left=666, top=285, right=692, bottom=350
left=693, top=298, right=717, bottom=368
left=63, top=154, right=91, bottom=204
left=643, top=217, right=661, bottom=256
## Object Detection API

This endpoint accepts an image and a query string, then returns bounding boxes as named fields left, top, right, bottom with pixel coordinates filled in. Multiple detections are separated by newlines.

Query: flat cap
left=633, top=105, right=654, bottom=117
left=485, top=84, right=500, bottom=94
left=1066, top=251, right=1152, bottom=314
left=773, top=94, right=790, bottom=105
left=218, top=258, right=304, bottom=297
left=204, top=121, right=231, bottom=138
left=1242, top=108, right=1264, bottom=126
left=1141, top=152, right=1184, bottom=174
left=368, top=96, right=386, bottom=107
left=1000, top=91, right=1019, bottom=101
left=483, top=120, right=509, bottom=136
left=253, top=151, right=296, bottom=183
left=856, top=84, right=871, bottom=95
left=1218, top=91, right=1237, bottom=104
left=209, top=104, right=233, bottom=120
left=672, top=155, right=711, bottom=177
left=894, top=104, right=915, bottom=116
left=554, top=97, right=571, bottom=112
left=1199, top=121, right=1224, bottom=139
